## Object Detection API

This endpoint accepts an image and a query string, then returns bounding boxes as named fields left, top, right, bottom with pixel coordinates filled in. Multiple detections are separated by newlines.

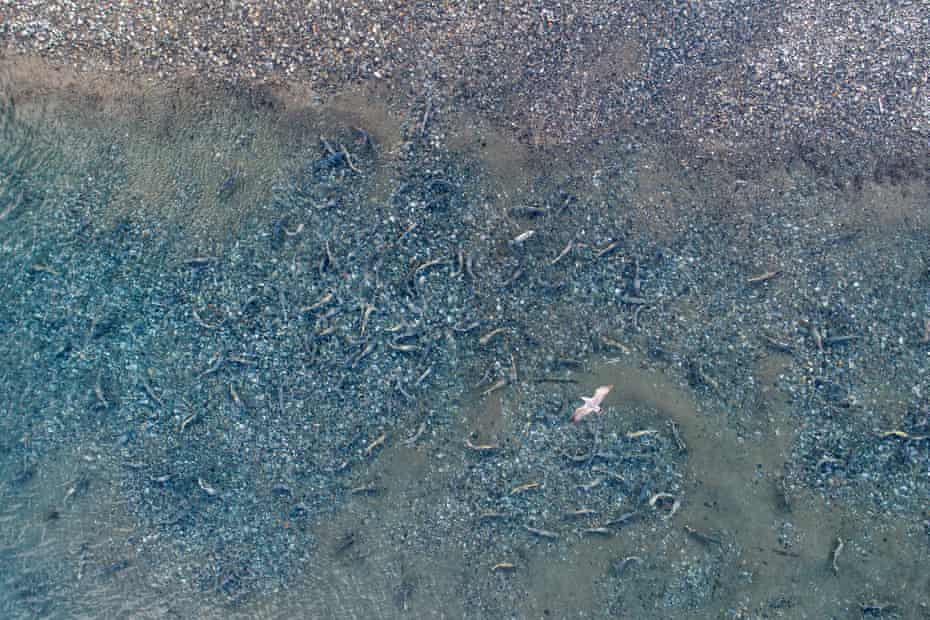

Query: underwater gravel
left=0, top=95, right=928, bottom=614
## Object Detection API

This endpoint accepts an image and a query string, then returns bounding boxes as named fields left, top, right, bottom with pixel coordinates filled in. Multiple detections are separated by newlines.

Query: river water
left=0, top=66, right=928, bottom=619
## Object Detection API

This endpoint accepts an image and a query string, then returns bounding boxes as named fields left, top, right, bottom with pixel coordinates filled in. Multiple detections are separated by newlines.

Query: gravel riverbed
left=1, top=2, right=929, bottom=618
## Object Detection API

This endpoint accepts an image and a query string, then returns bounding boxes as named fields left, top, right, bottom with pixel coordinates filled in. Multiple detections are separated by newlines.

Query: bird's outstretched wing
left=591, top=385, right=613, bottom=406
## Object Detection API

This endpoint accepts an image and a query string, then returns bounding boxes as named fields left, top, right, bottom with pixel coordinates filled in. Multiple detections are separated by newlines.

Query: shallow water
left=1, top=65, right=928, bottom=619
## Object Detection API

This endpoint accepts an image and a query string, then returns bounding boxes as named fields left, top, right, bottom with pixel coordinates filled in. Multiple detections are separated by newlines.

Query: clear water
left=1, top=65, right=928, bottom=620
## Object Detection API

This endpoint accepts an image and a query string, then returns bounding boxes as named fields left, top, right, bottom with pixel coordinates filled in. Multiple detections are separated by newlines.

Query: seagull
left=570, top=385, right=614, bottom=423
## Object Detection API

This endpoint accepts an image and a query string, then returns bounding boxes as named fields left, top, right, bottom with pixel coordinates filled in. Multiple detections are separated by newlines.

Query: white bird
left=570, top=385, right=614, bottom=423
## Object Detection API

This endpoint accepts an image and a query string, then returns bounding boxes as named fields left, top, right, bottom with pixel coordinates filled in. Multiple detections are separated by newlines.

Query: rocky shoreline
left=2, top=1, right=927, bottom=175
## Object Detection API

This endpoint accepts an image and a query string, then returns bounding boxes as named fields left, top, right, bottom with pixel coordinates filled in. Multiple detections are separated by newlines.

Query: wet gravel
left=2, top=1, right=928, bottom=174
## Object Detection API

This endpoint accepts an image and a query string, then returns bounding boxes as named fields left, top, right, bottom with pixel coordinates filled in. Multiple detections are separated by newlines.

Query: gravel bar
left=2, top=0, right=928, bottom=173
